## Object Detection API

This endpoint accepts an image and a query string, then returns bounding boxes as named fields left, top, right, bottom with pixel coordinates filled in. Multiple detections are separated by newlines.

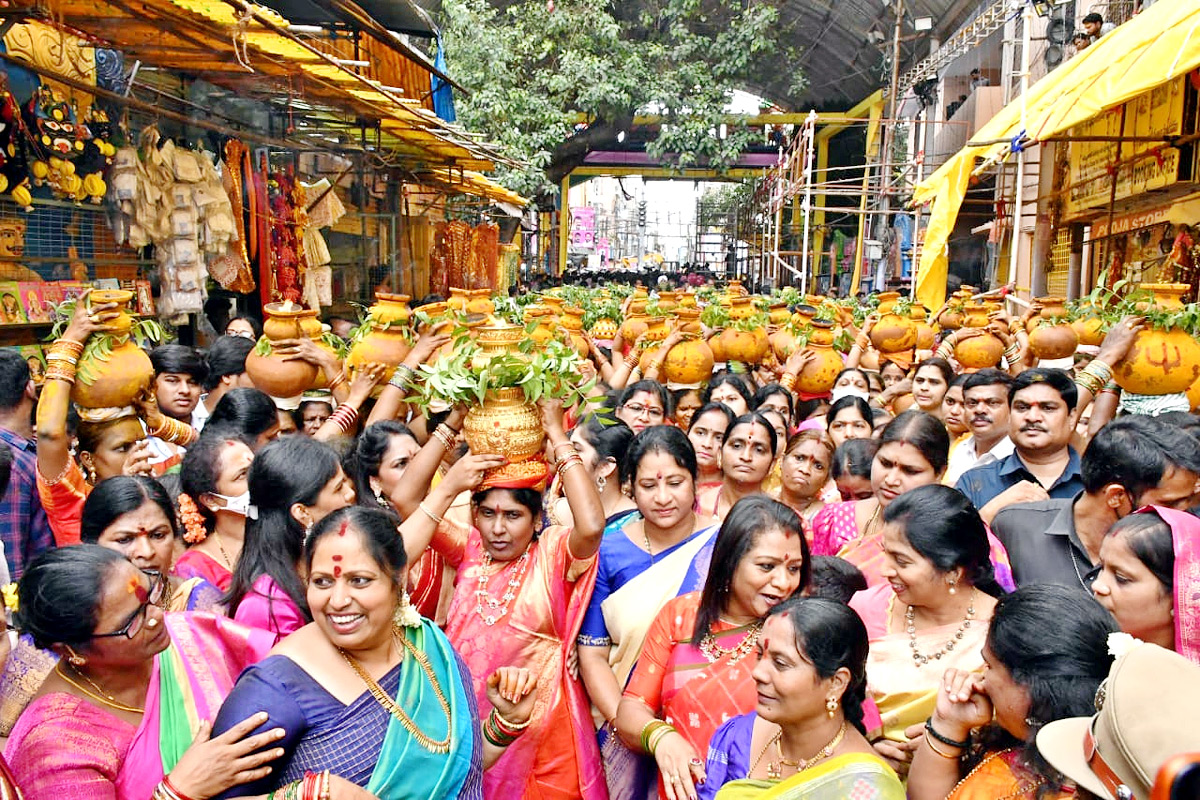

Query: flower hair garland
left=178, top=493, right=208, bottom=543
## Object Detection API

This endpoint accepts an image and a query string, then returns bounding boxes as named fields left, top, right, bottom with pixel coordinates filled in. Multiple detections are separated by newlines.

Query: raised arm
left=543, top=398, right=604, bottom=559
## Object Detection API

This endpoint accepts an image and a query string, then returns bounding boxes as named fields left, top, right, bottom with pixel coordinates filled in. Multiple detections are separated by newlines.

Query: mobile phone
left=1151, top=754, right=1200, bottom=800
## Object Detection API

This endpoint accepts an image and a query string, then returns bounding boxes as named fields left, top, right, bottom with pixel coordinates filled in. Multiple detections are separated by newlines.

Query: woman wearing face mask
left=395, top=398, right=608, bottom=799
left=1091, top=505, right=1200, bottom=664
left=688, top=402, right=736, bottom=491
left=696, top=413, right=779, bottom=524
left=699, top=598, right=903, bottom=800
left=224, top=437, right=357, bottom=642
left=615, top=497, right=811, bottom=800
left=175, top=435, right=256, bottom=591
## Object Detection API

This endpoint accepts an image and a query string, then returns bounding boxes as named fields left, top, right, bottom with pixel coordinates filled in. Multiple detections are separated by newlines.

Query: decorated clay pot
left=588, top=318, right=619, bottom=340
left=661, top=333, right=714, bottom=385
left=1028, top=323, right=1079, bottom=360
left=345, top=294, right=414, bottom=383
left=771, top=327, right=801, bottom=361
left=1188, top=375, right=1200, bottom=412
left=875, top=291, right=902, bottom=314
left=714, top=328, right=768, bottom=365
left=246, top=302, right=320, bottom=397
left=953, top=306, right=1005, bottom=369
left=677, top=292, right=697, bottom=309
left=448, top=287, right=470, bottom=312
left=1072, top=315, right=1108, bottom=346
left=462, top=386, right=544, bottom=463
left=523, top=305, right=557, bottom=345
left=620, top=312, right=650, bottom=349
left=791, top=304, right=817, bottom=328
left=540, top=295, right=564, bottom=315
left=657, top=291, right=679, bottom=313
left=467, top=290, right=494, bottom=315
left=795, top=322, right=844, bottom=394
left=937, top=305, right=965, bottom=330
left=1113, top=327, right=1200, bottom=395
left=559, top=306, right=589, bottom=357
left=768, top=301, right=791, bottom=326
left=70, top=290, right=154, bottom=409
left=1141, top=283, right=1189, bottom=311
left=870, top=312, right=918, bottom=354
left=727, top=295, right=756, bottom=321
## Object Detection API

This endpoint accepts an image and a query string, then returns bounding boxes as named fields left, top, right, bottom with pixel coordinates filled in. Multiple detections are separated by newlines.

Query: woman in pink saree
left=397, top=399, right=608, bottom=799
left=1091, top=504, right=1200, bottom=664
left=4, top=546, right=278, bottom=800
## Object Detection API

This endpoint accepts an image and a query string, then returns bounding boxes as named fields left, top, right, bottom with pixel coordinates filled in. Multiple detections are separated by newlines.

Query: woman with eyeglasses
left=615, top=381, right=672, bottom=434
left=5, top=546, right=279, bottom=800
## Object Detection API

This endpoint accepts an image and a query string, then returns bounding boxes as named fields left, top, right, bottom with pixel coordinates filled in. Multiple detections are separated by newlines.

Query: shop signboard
left=1065, top=76, right=1186, bottom=216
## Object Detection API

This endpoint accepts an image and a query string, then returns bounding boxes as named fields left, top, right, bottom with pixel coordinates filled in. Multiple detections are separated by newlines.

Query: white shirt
left=944, top=434, right=1015, bottom=487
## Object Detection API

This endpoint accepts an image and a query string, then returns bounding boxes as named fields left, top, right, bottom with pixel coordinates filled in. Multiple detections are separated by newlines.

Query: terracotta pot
left=725, top=280, right=745, bottom=297
left=792, top=304, right=817, bottom=328
left=296, top=310, right=338, bottom=389
left=344, top=294, right=414, bottom=383
left=540, top=295, right=564, bottom=315
left=588, top=318, right=619, bottom=340
left=368, top=293, right=412, bottom=326
left=714, top=328, right=768, bottom=364
left=261, top=301, right=307, bottom=341
left=937, top=306, right=965, bottom=330
left=1113, top=328, right=1200, bottom=395
left=859, top=349, right=881, bottom=371
left=467, top=290, right=494, bottom=315
left=620, top=313, right=650, bottom=349
left=674, top=307, right=703, bottom=335
left=768, top=301, right=791, bottom=326
left=771, top=328, right=801, bottom=361
left=892, top=393, right=916, bottom=413
left=954, top=331, right=1005, bottom=370
left=87, top=290, right=135, bottom=335
left=870, top=313, right=917, bottom=354
left=632, top=287, right=649, bottom=301
left=448, top=287, right=470, bottom=311
left=1028, top=322, right=1080, bottom=360
left=559, top=306, right=588, bottom=357
left=245, top=352, right=319, bottom=397
left=1143, top=283, right=1189, bottom=310
left=728, top=295, right=756, bottom=321
left=795, top=322, right=844, bottom=394
left=1188, top=375, right=1200, bottom=412
left=523, top=306, right=557, bottom=345
left=657, top=291, right=679, bottom=312
left=677, top=292, right=697, bottom=309
left=72, top=335, right=154, bottom=407
left=875, top=291, right=902, bottom=314
left=915, top=322, right=936, bottom=351
left=462, top=386, right=544, bottom=462
left=1073, top=316, right=1107, bottom=346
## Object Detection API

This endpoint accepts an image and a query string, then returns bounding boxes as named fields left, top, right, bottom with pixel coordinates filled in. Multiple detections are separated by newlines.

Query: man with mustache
left=942, top=368, right=1015, bottom=486
left=955, top=369, right=1084, bottom=525
left=990, top=415, right=1200, bottom=590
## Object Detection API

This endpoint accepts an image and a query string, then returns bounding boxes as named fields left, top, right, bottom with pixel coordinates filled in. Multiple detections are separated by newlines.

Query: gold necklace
left=338, top=628, right=453, bottom=754
left=698, top=620, right=762, bottom=664
left=949, top=749, right=1044, bottom=799
left=211, top=529, right=233, bottom=570
left=751, top=721, right=847, bottom=780
left=55, top=663, right=145, bottom=714
left=906, top=590, right=976, bottom=666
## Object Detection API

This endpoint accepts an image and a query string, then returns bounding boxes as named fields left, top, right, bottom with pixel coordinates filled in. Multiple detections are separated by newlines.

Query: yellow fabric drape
left=912, top=1, right=1200, bottom=307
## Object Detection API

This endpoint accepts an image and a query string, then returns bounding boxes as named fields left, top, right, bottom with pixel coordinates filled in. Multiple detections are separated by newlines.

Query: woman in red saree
left=396, top=398, right=608, bottom=799
left=615, top=496, right=811, bottom=800
left=4, top=546, right=277, bottom=800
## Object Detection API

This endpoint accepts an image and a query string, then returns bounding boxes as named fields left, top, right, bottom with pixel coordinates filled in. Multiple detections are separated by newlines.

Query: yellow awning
left=912, top=0, right=1200, bottom=310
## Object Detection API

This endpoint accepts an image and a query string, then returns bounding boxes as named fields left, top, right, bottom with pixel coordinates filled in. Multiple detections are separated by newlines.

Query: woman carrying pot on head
left=615, top=496, right=810, bottom=800
left=224, top=436, right=356, bottom=642
left=547, top=416, right=638, bottom=530
left=687, top=402, right=735, bottom=492
left=35, top=297, right=195, bottom=546
left=0, top=476, right=225, bottom=737
left=848, top=485, right=1005, bottom=774
left=175, top=434, right=256, bottom=591
left=907, top=584, right=1116, bottom=800
left=390, top=398, right=608, bottom=799
left=212, top=505, right=540, bottom=800
left=699, top=598, right=904, bottom=800
left=695, top=412, right=778, bottom=524
left=702, top=374, right=753, bottom=417
left=1091, top=505, right=1200, bottom=664
left=4, top=546, right=278, bottom=800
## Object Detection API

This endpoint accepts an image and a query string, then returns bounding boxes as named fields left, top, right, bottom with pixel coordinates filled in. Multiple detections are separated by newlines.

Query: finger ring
left=671, top=775, right=681, bottom=784
left=689, top=758, right=703, bottom=766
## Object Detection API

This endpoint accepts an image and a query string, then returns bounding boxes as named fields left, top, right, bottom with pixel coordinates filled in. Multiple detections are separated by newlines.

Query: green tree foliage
left=438, top=0, right=802, bottom=198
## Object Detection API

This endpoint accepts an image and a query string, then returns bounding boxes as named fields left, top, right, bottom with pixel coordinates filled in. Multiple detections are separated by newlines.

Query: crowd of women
left=1, top=285, right=1199, bottom=800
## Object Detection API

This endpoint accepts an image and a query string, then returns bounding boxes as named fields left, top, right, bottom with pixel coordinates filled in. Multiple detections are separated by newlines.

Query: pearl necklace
left=906, top=590, right=976, bottom=666
left=698, top=620, right=762, bottom=664
left=474, top=544, right=532, bottom=626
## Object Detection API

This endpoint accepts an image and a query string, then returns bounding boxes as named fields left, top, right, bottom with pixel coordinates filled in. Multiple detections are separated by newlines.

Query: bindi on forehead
left=333, top=566, right=342, bottom=577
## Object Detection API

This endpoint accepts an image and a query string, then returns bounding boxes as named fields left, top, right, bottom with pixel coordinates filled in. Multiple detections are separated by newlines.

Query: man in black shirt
left=992, top=415, right=1200, bottom=591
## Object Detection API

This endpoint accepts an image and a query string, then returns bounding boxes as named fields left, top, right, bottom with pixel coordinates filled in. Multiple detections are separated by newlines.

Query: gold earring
left=393, top=590, right=420, bottom=628
left=826, top=697, right=838, bottom=718
left=65, top=645, right=86, bottom=666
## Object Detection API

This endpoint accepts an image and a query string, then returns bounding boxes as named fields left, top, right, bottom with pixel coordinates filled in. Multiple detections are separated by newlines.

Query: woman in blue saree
left=213, top=501, right=538, bottom=800
left=576, top=426, right=722, bottom=800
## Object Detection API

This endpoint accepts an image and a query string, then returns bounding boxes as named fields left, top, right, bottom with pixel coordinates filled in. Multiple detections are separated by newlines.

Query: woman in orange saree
left=615, top=497, right=811, bottom=800
left=907, top=585, right=1116, bottom=800
left=848, top=485, right=1004, bottom=778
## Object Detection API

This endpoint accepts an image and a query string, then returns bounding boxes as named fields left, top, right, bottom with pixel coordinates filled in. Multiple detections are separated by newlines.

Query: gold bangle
left=924, top=734, right=962, bottom=760
left=417, top=502, right=444, bottom=525
left=493, top=708, right=533, bottom=731
left=50, top=339, right=84, bottom=358
left=326, top=370, right=347, bottom=393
